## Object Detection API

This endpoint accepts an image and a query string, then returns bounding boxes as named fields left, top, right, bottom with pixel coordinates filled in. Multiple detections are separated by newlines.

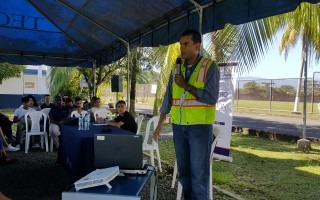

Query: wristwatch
left=186, top=85, right=192, bottom=92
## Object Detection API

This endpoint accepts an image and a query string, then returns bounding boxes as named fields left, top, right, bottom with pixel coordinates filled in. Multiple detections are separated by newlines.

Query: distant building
left=0, top=65, right=49, bottom=109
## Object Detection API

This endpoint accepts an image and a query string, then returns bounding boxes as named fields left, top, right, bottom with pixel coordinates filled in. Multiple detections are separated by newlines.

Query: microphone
left=175, top=57, right=182, bottom=75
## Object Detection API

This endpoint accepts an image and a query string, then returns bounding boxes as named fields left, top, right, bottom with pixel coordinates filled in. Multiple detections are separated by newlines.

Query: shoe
left=32, top=143, right=41, bottom=148
left=15, top=144, right=20, bottom=149
left=4, top=144, right=19, bottom=151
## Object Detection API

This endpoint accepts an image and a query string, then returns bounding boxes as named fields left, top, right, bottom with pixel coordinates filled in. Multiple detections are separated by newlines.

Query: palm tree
left=275, top=3, right=320, bottom=138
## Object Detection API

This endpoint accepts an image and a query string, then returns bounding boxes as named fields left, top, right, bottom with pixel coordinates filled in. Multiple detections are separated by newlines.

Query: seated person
left=106, top=100, right=137, bottom=133
left=49, top=96, right=71, bottom=150
left=83, top=96, right=97, bottom=111
left=40, top=94, right=55, bottom=109
left=28, top=95, right=42, bottom=148
left=90, top=97, right=110, bottom=121
left=0, top=127, right=19, bottom=152
left=65, top=97, right=77, bottom=112
left=13, top=96, right=36, bottom=149
left=0, top=112, right=15, bottom=144
left=28, top=95, right=40, bottom=111
left=0, top=132, right=17, bottom=166
left=71, top=97, right=87, bottom=117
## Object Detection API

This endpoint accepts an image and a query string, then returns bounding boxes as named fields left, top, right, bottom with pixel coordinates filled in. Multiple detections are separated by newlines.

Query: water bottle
left=78, top=114, right=83, bottom=130
left=84, top=113, right=90, bottom=131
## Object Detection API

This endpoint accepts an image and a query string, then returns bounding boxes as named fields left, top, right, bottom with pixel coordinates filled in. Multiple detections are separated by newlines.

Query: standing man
left=153, top=30, right=220, bottom=200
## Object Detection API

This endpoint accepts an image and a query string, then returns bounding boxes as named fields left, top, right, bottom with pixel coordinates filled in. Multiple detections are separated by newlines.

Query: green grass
left=235, top=100, right=320, bottom=119
left=158, top=134, right=320, bottom=200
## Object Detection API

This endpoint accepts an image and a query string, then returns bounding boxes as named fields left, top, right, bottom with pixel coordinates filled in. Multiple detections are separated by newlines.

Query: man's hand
left=153, top=126, right=162, bottom=142
left=174, top=74, right=188, bottom=89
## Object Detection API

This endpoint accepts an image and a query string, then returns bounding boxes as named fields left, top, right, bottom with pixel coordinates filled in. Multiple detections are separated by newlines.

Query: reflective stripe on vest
left=172, top=98, right=216, bottom=108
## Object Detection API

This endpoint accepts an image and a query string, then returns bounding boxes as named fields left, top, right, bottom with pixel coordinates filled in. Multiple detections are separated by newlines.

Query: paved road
left=233, top=112, right=320, bottom=138
left=135, top=104, right=320, bottom=138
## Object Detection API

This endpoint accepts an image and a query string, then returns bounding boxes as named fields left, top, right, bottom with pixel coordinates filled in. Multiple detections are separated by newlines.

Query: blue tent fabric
left=0, top=0, right=319, bottom=68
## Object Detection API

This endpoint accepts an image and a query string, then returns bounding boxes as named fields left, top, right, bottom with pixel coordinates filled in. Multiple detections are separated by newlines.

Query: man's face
left=94, top=99, right=101, bottom=107
left=116, top=103, right=127, bottom=114
left=55, top=97, right=63, bottom=106
left=76, top=100, right=83, bottom=108
left=29, top=98, right=34, bottom=107
left=179, top=35, right=200, bottom=61
left=22, top=101, right=30, bottom=109
left=45, top=96, right=51, bottom=104
left=67, top=101, right=73, bottom=107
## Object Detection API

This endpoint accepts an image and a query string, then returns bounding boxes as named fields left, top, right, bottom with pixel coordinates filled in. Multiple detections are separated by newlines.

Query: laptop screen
left=94, top=134, right=143, bottom=170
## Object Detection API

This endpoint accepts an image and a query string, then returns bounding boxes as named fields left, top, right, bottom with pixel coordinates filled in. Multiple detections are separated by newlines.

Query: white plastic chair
left=135, top=115, right=144, bottom=134
left=172, top=125, right=220, bottom=200
left=71, top=110, right=88, bottom=118
left=142, top=115, right=162, bottom=172
left=41, top=108, right=51, bottom=116
left=41, top=108, right=55, bottom=152
left=94, top=109, right=113, bottom=121
left=41, top=108, right=53, bottom=152
left=24, top=111, right=49, bottom=154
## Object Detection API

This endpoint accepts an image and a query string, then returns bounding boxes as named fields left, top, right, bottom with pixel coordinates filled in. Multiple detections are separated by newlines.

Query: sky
left=240, top=33, right=320, bottom=79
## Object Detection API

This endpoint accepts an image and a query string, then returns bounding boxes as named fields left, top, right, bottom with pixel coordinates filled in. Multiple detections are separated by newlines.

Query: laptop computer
left=94, top=134, right=147, bottom=174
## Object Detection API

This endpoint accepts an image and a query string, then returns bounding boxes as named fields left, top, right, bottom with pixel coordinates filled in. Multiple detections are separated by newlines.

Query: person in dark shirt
left=49, top=96, right=71, bottom=150
left=40, top=94, right=55, bottom=109
left=106, top=100, right=137, bottom=133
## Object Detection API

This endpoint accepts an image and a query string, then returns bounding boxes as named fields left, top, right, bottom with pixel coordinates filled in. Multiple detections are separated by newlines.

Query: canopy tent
left=1, top=0, right=320, bottom=68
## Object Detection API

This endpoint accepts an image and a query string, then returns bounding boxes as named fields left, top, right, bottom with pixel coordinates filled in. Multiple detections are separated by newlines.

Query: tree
left=243, top=81, right=260, bottom=95
left=274, top=3, right=320, bottom=138
left=275, top=3, right=320, bottom=114
left=48, top=59, right=125, bottom=99
left=0, top=63, right=25, bottom=84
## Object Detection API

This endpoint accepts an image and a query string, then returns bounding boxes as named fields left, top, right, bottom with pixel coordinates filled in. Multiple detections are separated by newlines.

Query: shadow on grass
left=231, top=134, right=320, bottom=154
left=213, top=139, right=320, bottom=200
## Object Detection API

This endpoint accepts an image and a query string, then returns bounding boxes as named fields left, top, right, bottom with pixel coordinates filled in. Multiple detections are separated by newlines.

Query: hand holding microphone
left=175, top=57, right=182, bottom=75
left=174, top=57, right=188, bottom=88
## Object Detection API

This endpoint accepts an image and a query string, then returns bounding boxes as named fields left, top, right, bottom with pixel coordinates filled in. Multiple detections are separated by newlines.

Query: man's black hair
left=116, top=100, right=126, bottom=107
left=75, top=97, right=82, bottom=102
left=181, top=29, right=202, bottom=44
left=21, top=96, right=29, bottom=103
left=65, top=97, right=73, bottom=103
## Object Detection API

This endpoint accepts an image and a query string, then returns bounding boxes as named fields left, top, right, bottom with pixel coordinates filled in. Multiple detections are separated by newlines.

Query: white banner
left=213, top=62, right=237, bottom=162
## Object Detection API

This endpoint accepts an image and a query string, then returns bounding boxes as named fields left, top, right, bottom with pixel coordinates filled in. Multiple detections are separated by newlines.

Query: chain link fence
left=235, top=72, right=320, bottom=113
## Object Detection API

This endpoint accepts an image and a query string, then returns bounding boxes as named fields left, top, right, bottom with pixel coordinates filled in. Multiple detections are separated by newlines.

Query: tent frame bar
left=0, top=52, right=88, bottom=61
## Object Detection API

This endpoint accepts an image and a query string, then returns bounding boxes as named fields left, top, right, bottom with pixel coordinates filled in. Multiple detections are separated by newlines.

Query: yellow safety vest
left=171, top=57, right=217, bottom=125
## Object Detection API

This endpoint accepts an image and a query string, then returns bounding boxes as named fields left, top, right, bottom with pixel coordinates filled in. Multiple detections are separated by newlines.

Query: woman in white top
left=71, top=97, right=87, bottom=117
